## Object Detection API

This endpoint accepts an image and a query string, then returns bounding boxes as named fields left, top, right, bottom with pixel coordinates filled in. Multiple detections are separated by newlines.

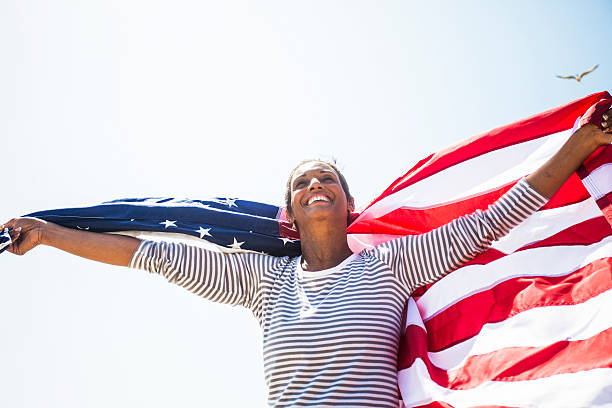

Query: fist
left=0, top=218, right=47, bottom=256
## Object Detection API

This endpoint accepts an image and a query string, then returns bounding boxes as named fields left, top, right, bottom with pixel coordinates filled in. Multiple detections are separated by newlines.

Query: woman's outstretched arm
left=1, top=218, right=141, bottom=266
left=372, top=106, right=612, bottom=292
left=2, top=217, right=283, bottom=310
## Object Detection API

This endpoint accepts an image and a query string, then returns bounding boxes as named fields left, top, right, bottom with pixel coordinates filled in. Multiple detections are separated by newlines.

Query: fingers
left=5, top=227, right=24, bottom=256
left=579, top=99, right=611, bottom=130
left=0, top=218, right=17, bottom=231
left=603, top=109, right=612, bottom=133
left=9, top=227, right=22, bottom=242
left=1, top=219, right=22, bottom=254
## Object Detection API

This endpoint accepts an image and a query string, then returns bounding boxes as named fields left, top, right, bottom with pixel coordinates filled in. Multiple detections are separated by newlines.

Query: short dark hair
left=285, top=159, right=352, bottom=216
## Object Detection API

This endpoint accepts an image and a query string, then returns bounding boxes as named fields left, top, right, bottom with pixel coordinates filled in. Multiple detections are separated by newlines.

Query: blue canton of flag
left=0, top=197, right=301, bottom=257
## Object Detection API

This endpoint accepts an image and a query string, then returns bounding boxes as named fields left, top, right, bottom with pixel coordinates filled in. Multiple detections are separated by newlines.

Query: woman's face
left=288, top=161, right=354, bottom=228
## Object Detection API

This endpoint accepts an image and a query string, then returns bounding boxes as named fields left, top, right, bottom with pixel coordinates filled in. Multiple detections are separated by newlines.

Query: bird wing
left=556, top=74, right=577, bottom=80
left=581, top=64, right=599, bottom=77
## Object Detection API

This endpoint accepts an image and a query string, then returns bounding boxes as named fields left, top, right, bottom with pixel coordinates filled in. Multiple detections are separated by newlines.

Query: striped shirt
left=129, top=179, right=548, bottom=407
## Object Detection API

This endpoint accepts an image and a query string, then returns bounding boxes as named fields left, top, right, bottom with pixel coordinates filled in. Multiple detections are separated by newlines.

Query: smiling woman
left=285, top=160, right=356, bottom=272
left=2, top=110, right=611, bottom=407
left=284, top=159, right=353, bottom=216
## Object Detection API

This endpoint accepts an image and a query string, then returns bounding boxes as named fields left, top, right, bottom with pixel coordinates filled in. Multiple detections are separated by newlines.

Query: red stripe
left=363, top=91, right=610, bottom=212
left=413, top=402, right=456, bottom=408
left=596, top=193, right=612, bottom=226
left=459, top=248, right=507, bottom=267
left=421, top=257, right=612, bottom=353
left=349, top=174, right=589, bottom=235
left=577, top=144, right=612, bottom=226
left=279, top=219, right=300, bottom=240
left=453, top=327, right=612, bottom=386
left=519, top=216, right=611, bottom=250
left=580, top=144, right=612, bottom=174
left=400, top=325, right=612, bottom=390
left=539, top=172, right=590, bottom=210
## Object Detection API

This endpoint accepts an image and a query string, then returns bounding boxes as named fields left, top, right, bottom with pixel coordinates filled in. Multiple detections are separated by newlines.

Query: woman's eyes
left=294, top=176, right=334, bottom=188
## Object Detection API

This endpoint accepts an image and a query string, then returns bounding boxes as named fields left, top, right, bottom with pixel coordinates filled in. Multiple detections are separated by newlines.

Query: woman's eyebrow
left=293, top=170, right=335, bottom=184
left=292, top=175, right=306, bottom=187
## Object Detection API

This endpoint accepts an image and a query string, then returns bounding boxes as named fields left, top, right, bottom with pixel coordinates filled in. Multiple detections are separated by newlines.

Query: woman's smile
left=305, top=193, right=331, bottom=206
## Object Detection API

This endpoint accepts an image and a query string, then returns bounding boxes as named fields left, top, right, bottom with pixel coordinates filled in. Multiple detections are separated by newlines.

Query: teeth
left=307, top=195, right=330, bottom=206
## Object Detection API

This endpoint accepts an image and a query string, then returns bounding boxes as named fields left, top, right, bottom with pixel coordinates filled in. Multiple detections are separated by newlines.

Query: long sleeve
left=129, top=240, right=290, bottom=315
left=369, top=178, right=549, bottom=293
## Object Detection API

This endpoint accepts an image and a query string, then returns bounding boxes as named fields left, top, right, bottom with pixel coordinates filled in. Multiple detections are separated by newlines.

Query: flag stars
left=279, top=237, right=296, bottom=246
left=222, top=198, right=238, bottom=208
left=196, top=226, right=212, bottom=238
left=160, top=220, right=177, bottom=228
left=228, top=237, right=244, bottom=250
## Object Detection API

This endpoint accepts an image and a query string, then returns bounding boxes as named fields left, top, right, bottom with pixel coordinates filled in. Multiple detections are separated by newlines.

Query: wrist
left=39, top=221, right=59, bottom=246
left=574, top=124, right=603, bottom=151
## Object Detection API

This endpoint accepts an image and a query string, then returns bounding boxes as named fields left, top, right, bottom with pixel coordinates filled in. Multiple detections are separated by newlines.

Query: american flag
left=1, top=197, right=301, bottom=257
left=347, top=91, right=612, bottom=407
left=1, top=92, right=610, bottom=407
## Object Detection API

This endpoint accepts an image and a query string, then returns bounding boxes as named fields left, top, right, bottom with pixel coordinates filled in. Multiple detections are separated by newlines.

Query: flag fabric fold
left=2, top=91, right=611, bottom=407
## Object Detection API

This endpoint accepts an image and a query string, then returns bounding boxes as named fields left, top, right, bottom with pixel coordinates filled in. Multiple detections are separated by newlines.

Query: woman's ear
left=286, top=210, right=295, bottom=225
left=348, top=197, right=355, bottom=213
left=287, top=213, right=299, bottom=232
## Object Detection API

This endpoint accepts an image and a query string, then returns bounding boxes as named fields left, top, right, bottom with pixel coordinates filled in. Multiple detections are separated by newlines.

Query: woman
left=3, top=112, right=611, bottom=407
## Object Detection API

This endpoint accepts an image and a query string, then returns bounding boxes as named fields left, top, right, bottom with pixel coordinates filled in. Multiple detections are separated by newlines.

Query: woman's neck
left=298, top=220, right=353, bottom=272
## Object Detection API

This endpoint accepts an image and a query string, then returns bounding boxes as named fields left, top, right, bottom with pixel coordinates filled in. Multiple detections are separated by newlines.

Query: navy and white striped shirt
left=129, top=179, right=547, bottom=407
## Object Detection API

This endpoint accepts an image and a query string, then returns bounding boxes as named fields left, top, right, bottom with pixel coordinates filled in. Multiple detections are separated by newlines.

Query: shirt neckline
left=296, top=253, right=359, bottom=279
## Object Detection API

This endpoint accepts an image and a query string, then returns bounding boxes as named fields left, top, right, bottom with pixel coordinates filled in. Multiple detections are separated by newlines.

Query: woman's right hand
left=2, top=217, right=140, bottom=266
left=1, top=217, right=48, bottom=256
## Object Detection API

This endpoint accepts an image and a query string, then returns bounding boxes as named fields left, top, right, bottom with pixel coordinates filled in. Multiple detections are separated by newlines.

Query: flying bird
left=556, top=64, right=599, bottom=83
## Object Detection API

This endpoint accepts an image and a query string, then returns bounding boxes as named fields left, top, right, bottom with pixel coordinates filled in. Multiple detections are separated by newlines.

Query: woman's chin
left=301, top=206, right=346, bottom=224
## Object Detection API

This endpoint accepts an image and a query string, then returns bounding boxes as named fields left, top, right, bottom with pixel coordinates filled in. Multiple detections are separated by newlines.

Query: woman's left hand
left=584, top=107, right=612, bottom=148
left=602, top=108, right=612, bottom=135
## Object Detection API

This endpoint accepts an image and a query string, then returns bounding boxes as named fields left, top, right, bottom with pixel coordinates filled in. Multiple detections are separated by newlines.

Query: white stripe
left=491, top=197, right=602, bottom=253
left=403, top=297, right=425, bottom=330
left=427, top=288, right=612, bottom=370
left=571, top=115, right=582, bottom=134
left=356, top=129, right=571, bottom=222
left=417, top=236, right=612, bottom=320
left=399, top=359, right=612, bottom=408
left=582, top=163, right=612, bottom=200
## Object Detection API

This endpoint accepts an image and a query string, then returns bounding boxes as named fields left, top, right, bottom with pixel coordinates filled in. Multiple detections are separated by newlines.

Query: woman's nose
left=308, top=178, right=322, bottom=190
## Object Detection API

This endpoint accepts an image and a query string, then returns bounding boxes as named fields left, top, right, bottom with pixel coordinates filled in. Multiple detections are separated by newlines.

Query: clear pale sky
left=1, top=1, right=610, bottom=406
